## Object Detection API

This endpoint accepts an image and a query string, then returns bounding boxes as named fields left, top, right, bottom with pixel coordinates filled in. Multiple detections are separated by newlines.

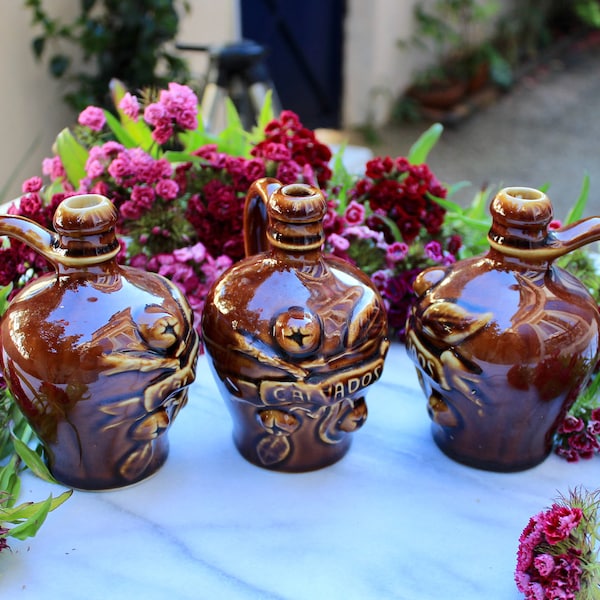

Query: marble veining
left=1, top=343, right=597, bottom=599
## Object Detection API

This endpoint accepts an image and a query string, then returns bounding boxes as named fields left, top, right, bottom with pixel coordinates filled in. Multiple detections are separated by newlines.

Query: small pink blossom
left=144, top=102, right=167, bottom=126
left=78, top=106, right=106, bottom=131
left=155, top=178, right=179, bottom=200
left=343, top=200, right=365, bottom=226
left=424, top=240, right=444, bottom=263
left=386, top=241, right=409, bottom=263
left=543, top=505, right=582, bottom=544
left=328, top=233, right=350, bottom=252
left=119, top=92, right=140, bottom=121
left=152, top=123, right=173, bottom=145
left=85, top=158, right=105, bottom=179
left=22, top=176, right=43, bottom=193
left=558, top=415, right=585, bottom=434
left=173, top=242, right=207, bottom=263
left=533, top=553, right=554, bottom=577
left=42, top=156, right=65, bottom=180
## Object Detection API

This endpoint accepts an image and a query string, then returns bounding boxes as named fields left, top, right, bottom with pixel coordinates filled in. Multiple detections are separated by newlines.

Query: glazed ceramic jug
left=0, top=194, right=199, bottom=490
left=201, top=178, right=389, bottom=472
left=406, top=186, right=600, bottom=472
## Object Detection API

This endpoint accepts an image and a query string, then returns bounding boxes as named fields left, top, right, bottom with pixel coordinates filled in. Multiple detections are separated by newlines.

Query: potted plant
left=24, top=0, right=190, bottom=110
left=399, top=0, right=510, bottom=111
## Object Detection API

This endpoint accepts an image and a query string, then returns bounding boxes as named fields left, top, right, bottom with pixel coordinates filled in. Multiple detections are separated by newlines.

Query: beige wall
left=343, top=0, right=416, bottom=128
left=0, top=1, right=77, bottom=202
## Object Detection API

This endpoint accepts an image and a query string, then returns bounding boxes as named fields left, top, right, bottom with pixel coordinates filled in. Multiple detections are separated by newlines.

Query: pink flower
left=144, top=102, right=167, bottom=126
left=22, top=176, right=43, bottom=193
left=328, top=233, right=350, bottom=252
left=533, top=553, right=554, bottom=577
left=119, top=92, right=140, bottom=120
left=130, top=185, right=155, bottom=208
left=424, top=240, right=444, bottom=263
left=152, top=123, right=174, bottom=145
left=558, top=415, right=585, bottom=434
left=343, top=200, right=365, bottom=226
left=78, top=106, right=106, bottom=131
left=276, top=160, right=302, bottom=184
left=42, top=156, right=65, bottom=180
left=253, top=142, right=292, bottom=162
left=201, top=254, right=233, bottom=281
left=386, top=241, right=409, bottom=263
left=155, top=178, right=179, bottom=200
left=543, top=505, right=582, bottom=544
left=173, top=242, right=207, bottom=263
left=85, top=158, right=105, bottom=179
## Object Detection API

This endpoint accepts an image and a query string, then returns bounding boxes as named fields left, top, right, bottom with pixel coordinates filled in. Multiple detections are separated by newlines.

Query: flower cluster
left=0, top=84, right=334, bottom=329
left=515, top=488, right=600, bottom=599
left=325, top=155, right=460, bottom=337
left=553, top=364, right=600, bottom=462
left=0, top=80, right=452, bottom=343
left=555, top=407, right=600, bottom=462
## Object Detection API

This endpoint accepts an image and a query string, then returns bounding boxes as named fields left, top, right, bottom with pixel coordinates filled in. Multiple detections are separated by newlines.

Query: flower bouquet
left=516, top=488, right=600, bottom=599
left=0, top=80, right=461, bottom=344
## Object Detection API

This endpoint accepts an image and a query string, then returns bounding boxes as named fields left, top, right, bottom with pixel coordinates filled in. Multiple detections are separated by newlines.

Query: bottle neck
left=267, top=218, right=325, bottom=255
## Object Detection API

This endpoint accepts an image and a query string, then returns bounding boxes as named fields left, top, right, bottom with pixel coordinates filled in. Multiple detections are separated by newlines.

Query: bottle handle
left=243, top=177, right=282, bottom=257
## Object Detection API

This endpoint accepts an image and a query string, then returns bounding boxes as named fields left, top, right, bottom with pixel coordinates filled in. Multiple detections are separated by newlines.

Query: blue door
left=240, top=0, right=346, bottom=129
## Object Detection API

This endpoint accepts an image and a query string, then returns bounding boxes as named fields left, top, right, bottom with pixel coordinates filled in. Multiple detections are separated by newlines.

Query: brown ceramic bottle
left=0, top=194, right=199, bottom=490
left=201, top=178, right=389, bottom=472
left=406, top=187, right=600, bottom=471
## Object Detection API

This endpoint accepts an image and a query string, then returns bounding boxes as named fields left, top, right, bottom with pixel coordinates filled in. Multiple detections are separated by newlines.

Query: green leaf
left=429, top=194, right=465, bottom=215
left=3, top=490, right=72, bottom=522
left=407, top=123, right=443, bottom=164
left=0, top=284, right=12, bottom=313
left=213, top=99, right=252, bottom=157
left=445, top=180, right=472, bottom=200
left=247, top=90, right=275, bottom=146
left=0, top=458, right=20, bottom=505
left=49, top=54, right=69, bottom=78
left=329, top=144, right=356, bottom=214
left=565, top=172, right=590, bottom=225
left=5, top=496, right=52, bottom=540
left=55, top=127, right=89, bottom=187
left=103, top=110, right=137, bottom=147
left=375, top=213, right=404, bottom=242
left=31, top=36, right=45, bottom=59
left=11, top=436, right=57, bottom=484
left=162, top=151, right=206, bottom=164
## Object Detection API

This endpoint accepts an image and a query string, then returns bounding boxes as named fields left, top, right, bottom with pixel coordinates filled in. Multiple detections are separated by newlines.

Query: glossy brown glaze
left=406, top=187, right=600, bottom=471
left=0, top=195, right=199, bottom=490
left=202, top=178, right=390, bottom=471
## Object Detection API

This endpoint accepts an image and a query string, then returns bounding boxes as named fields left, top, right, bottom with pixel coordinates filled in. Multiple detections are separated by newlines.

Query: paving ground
left=346, top=32, right=600, bottom=220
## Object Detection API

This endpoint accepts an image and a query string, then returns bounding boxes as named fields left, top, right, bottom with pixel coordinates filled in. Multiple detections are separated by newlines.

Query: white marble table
left=1, top=343, right=597, bottom=599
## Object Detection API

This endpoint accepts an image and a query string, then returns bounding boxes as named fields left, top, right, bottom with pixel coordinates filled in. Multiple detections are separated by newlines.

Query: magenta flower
left=543, top=505, right=582, bottom=544
left=515, top=489, right=598, bottom=599
left=22, top=176, right=43, bottom=193
left=119, top=92, right=140, bottom=120
left=42, top=156, right=66, bottom=180
left=328, top=233, right=351, bottom=253
left=78, top=106, right=106, bottom=131
left=155, top=179, right=179, bottom=200
left=386, top=241, right=409, bottom=264
left=343, top=200, right=365, bottom=226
